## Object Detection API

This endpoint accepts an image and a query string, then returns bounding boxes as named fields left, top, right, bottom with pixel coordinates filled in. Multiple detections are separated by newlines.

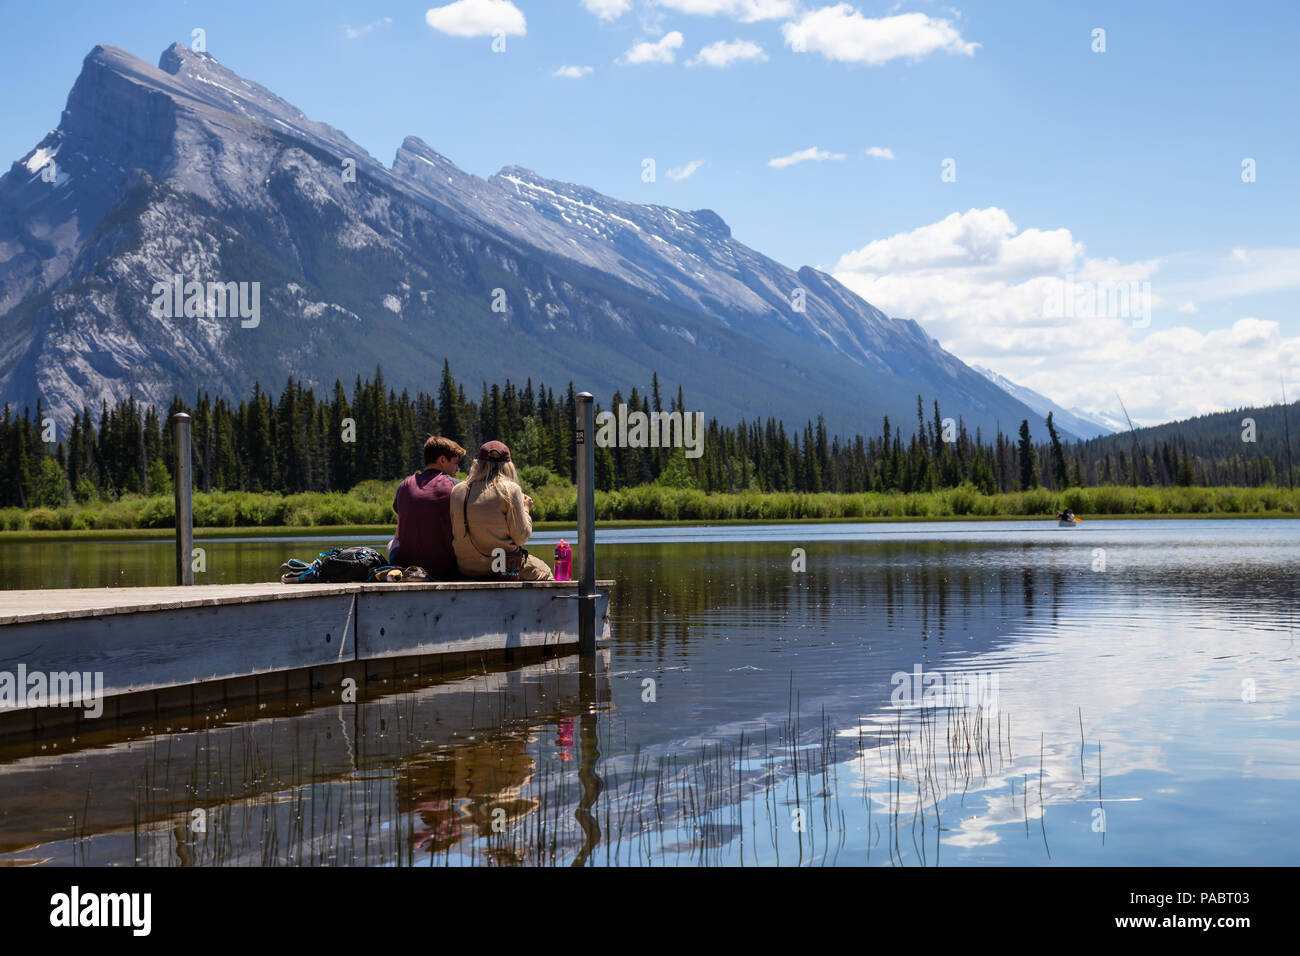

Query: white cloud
left=666, top=160, right=706, bottom=180
left=865, top=146, right=895, bottom=159
left=1231, top=248, right=1247, bottom=261
left=768, top=146, right=846, bottom=168
left=831, top=208, right=1300, bottom=423
left=1177, top=301, right=1198, bottom=313
left=425, top=0, right=526, bottom=38
left=688, top=39, right=768, bottom=67
left=783, top=6, right=978, bottom=65
left=554, top=65, right=595, bottom=78
left=837, top=208, right=1079, bottom=279
left=655, top=0, right=797, bottom=22
left=582, top=0, right=633, bottom=20
left=345, top=17, right=392, bottom=39
left=621, top=31, right=684, bottom=64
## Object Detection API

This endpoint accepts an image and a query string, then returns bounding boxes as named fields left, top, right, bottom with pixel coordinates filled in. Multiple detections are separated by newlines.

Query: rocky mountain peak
left=398, top=135, right=442, bottom=158
left=0, top=41, right=1053, bottom=439
left=394, top=136, right=465, bottom=177
left=689, top=208, right=730, bottom=240
left=158, top=41, right=217, bottom=75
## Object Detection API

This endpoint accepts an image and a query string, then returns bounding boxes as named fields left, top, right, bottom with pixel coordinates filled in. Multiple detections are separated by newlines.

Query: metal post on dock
left=575, top=392, right=596, bottom=656
left=171, top=412, right=194, bottom=586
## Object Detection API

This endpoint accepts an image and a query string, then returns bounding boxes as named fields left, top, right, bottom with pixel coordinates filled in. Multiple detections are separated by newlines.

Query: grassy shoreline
left=4, top=482, right=1298, bottom=542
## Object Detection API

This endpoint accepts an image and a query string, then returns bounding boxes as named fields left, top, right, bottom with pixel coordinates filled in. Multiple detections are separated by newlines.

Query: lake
left=0, top=518, right=1296, bottom=865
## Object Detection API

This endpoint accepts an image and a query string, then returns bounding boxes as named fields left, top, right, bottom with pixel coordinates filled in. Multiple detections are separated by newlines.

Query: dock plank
left=0, top=581, right=613, bottom=720
left=0, top=580, right=614, bottom=626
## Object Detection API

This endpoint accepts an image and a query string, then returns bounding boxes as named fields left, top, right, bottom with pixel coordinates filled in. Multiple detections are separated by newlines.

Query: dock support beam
left=575, top=392, right=596, bottom=657
left=172, top=412, right=193, bottom=586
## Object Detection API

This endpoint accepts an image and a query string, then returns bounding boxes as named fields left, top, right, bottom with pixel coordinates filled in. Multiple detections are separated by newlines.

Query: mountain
left=0, top=42, right=1056, bottom=440
left=972, top=366, right=1123, bottom=439
left=1080, top=399, right=1298, bottom=458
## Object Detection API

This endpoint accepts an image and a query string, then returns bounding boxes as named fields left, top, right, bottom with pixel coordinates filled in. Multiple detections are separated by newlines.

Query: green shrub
left=6, top=481, right=1297, bottom=534
left=533, top=486, right=575, bottom=522
left=948, top=484, right=978, bottom=516
left=233, top=493, right=289, bottom=526
left=340, top=498, right=388, bottom=524
left=517, top=465, right=567, bottom=495
left=26, top=508, right=60, bottom=531
left=1019, top=487, right=1057, bottom=515
left=285, top=508, right=315, bottom=527
left=1061, top=487, right=1091, bottom=514
left=348, top=479, right=399, bottom=504
left=1088, top=485, right=1129, bottom=514
left=93, top=503, right=137, bottom=529
left=315, top=497, right=348, bottom=526
left=191, top=495, right=217, bottom=527
left=137, top=496, right=175, bottom=528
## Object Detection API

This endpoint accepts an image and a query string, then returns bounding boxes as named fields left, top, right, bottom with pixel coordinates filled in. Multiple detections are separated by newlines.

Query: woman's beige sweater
left=450, top=478, right=533, bottom=575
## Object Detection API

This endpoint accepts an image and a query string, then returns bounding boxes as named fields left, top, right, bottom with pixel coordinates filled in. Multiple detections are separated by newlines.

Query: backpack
left=281, top=546, right=392, bottom=584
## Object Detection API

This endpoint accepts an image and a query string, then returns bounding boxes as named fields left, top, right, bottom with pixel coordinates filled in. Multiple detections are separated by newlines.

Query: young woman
left=450, top=441, right=554, bottom=581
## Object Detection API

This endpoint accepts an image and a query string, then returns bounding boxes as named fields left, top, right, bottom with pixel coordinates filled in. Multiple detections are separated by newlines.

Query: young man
left=388, top=436, right=466, bottom=578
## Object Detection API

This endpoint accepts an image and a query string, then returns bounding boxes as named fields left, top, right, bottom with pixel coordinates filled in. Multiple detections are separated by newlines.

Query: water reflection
left=0, top=520, right=1297, bottom=865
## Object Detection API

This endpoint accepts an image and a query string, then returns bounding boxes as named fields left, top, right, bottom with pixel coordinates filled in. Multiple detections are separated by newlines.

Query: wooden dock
left=0, top=579, right=612, bottom=736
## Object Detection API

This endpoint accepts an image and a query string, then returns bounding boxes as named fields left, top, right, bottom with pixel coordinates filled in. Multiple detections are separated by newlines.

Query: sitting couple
left=388, top=436, right=554, bottom=581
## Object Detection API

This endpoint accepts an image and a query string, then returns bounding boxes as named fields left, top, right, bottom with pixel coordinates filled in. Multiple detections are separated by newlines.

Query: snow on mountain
left=972, top=366, right=1122, bottom=439
left=0, top=43, right=1053, bottom=441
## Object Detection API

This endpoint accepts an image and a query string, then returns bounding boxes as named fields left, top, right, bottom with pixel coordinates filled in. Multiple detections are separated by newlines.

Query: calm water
left=0, top=519, right=1297, bottom=866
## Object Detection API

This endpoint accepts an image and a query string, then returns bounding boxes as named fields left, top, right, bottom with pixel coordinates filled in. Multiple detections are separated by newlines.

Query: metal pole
left=172, top=413, right=194, bottom=586
left=575, top=393, right=596, bottom=656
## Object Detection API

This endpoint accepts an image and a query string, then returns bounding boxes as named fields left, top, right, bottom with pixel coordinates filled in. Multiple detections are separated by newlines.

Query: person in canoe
left=1058, top=509, right=1078, bottom=524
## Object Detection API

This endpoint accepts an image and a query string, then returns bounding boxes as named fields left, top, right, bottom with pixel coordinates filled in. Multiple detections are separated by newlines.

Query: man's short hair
left=424, top=436, right=467, bottom=466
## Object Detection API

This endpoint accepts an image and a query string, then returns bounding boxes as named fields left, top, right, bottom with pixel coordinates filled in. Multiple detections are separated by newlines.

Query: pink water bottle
left=554, top=540, right=572, bottom=581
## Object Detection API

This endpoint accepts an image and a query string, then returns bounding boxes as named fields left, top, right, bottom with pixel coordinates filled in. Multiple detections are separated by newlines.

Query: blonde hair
left=466, top=457, right=519, bottom=488
left=466, top=458, right=521, bottom=523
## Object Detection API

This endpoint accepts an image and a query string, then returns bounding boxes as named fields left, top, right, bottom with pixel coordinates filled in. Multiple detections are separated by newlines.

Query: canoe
left=1058, top=517, right=1081, bottom=527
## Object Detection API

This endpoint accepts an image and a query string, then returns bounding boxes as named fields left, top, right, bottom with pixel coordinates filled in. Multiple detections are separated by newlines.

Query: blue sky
left=3, top=0, right=1298, bottom=423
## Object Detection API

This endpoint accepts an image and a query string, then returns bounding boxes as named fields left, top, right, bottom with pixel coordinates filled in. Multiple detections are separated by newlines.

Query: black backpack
left=282, top=546, right=390, bottom=583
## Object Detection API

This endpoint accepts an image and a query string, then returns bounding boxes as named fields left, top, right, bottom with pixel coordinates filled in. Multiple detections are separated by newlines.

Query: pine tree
left=1046, top=412, right=1069, bottom=488
left=1018, top=420, right=1040, bottom=490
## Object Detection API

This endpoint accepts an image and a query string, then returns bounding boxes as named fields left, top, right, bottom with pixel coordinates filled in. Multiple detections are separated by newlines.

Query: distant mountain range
left=972, top=366, right=1124, bottom=439
left=1069, top=397, right=1299, bottom=487
left=1, top=42, right=1064, bottom=438
left=1083, top=398, right=1298, bottom=452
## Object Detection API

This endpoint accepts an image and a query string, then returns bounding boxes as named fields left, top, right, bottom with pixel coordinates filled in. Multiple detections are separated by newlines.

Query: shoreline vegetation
left=3, top=482, right=1297, bottom=540
left=7, top=368, right=1298, bottom=522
